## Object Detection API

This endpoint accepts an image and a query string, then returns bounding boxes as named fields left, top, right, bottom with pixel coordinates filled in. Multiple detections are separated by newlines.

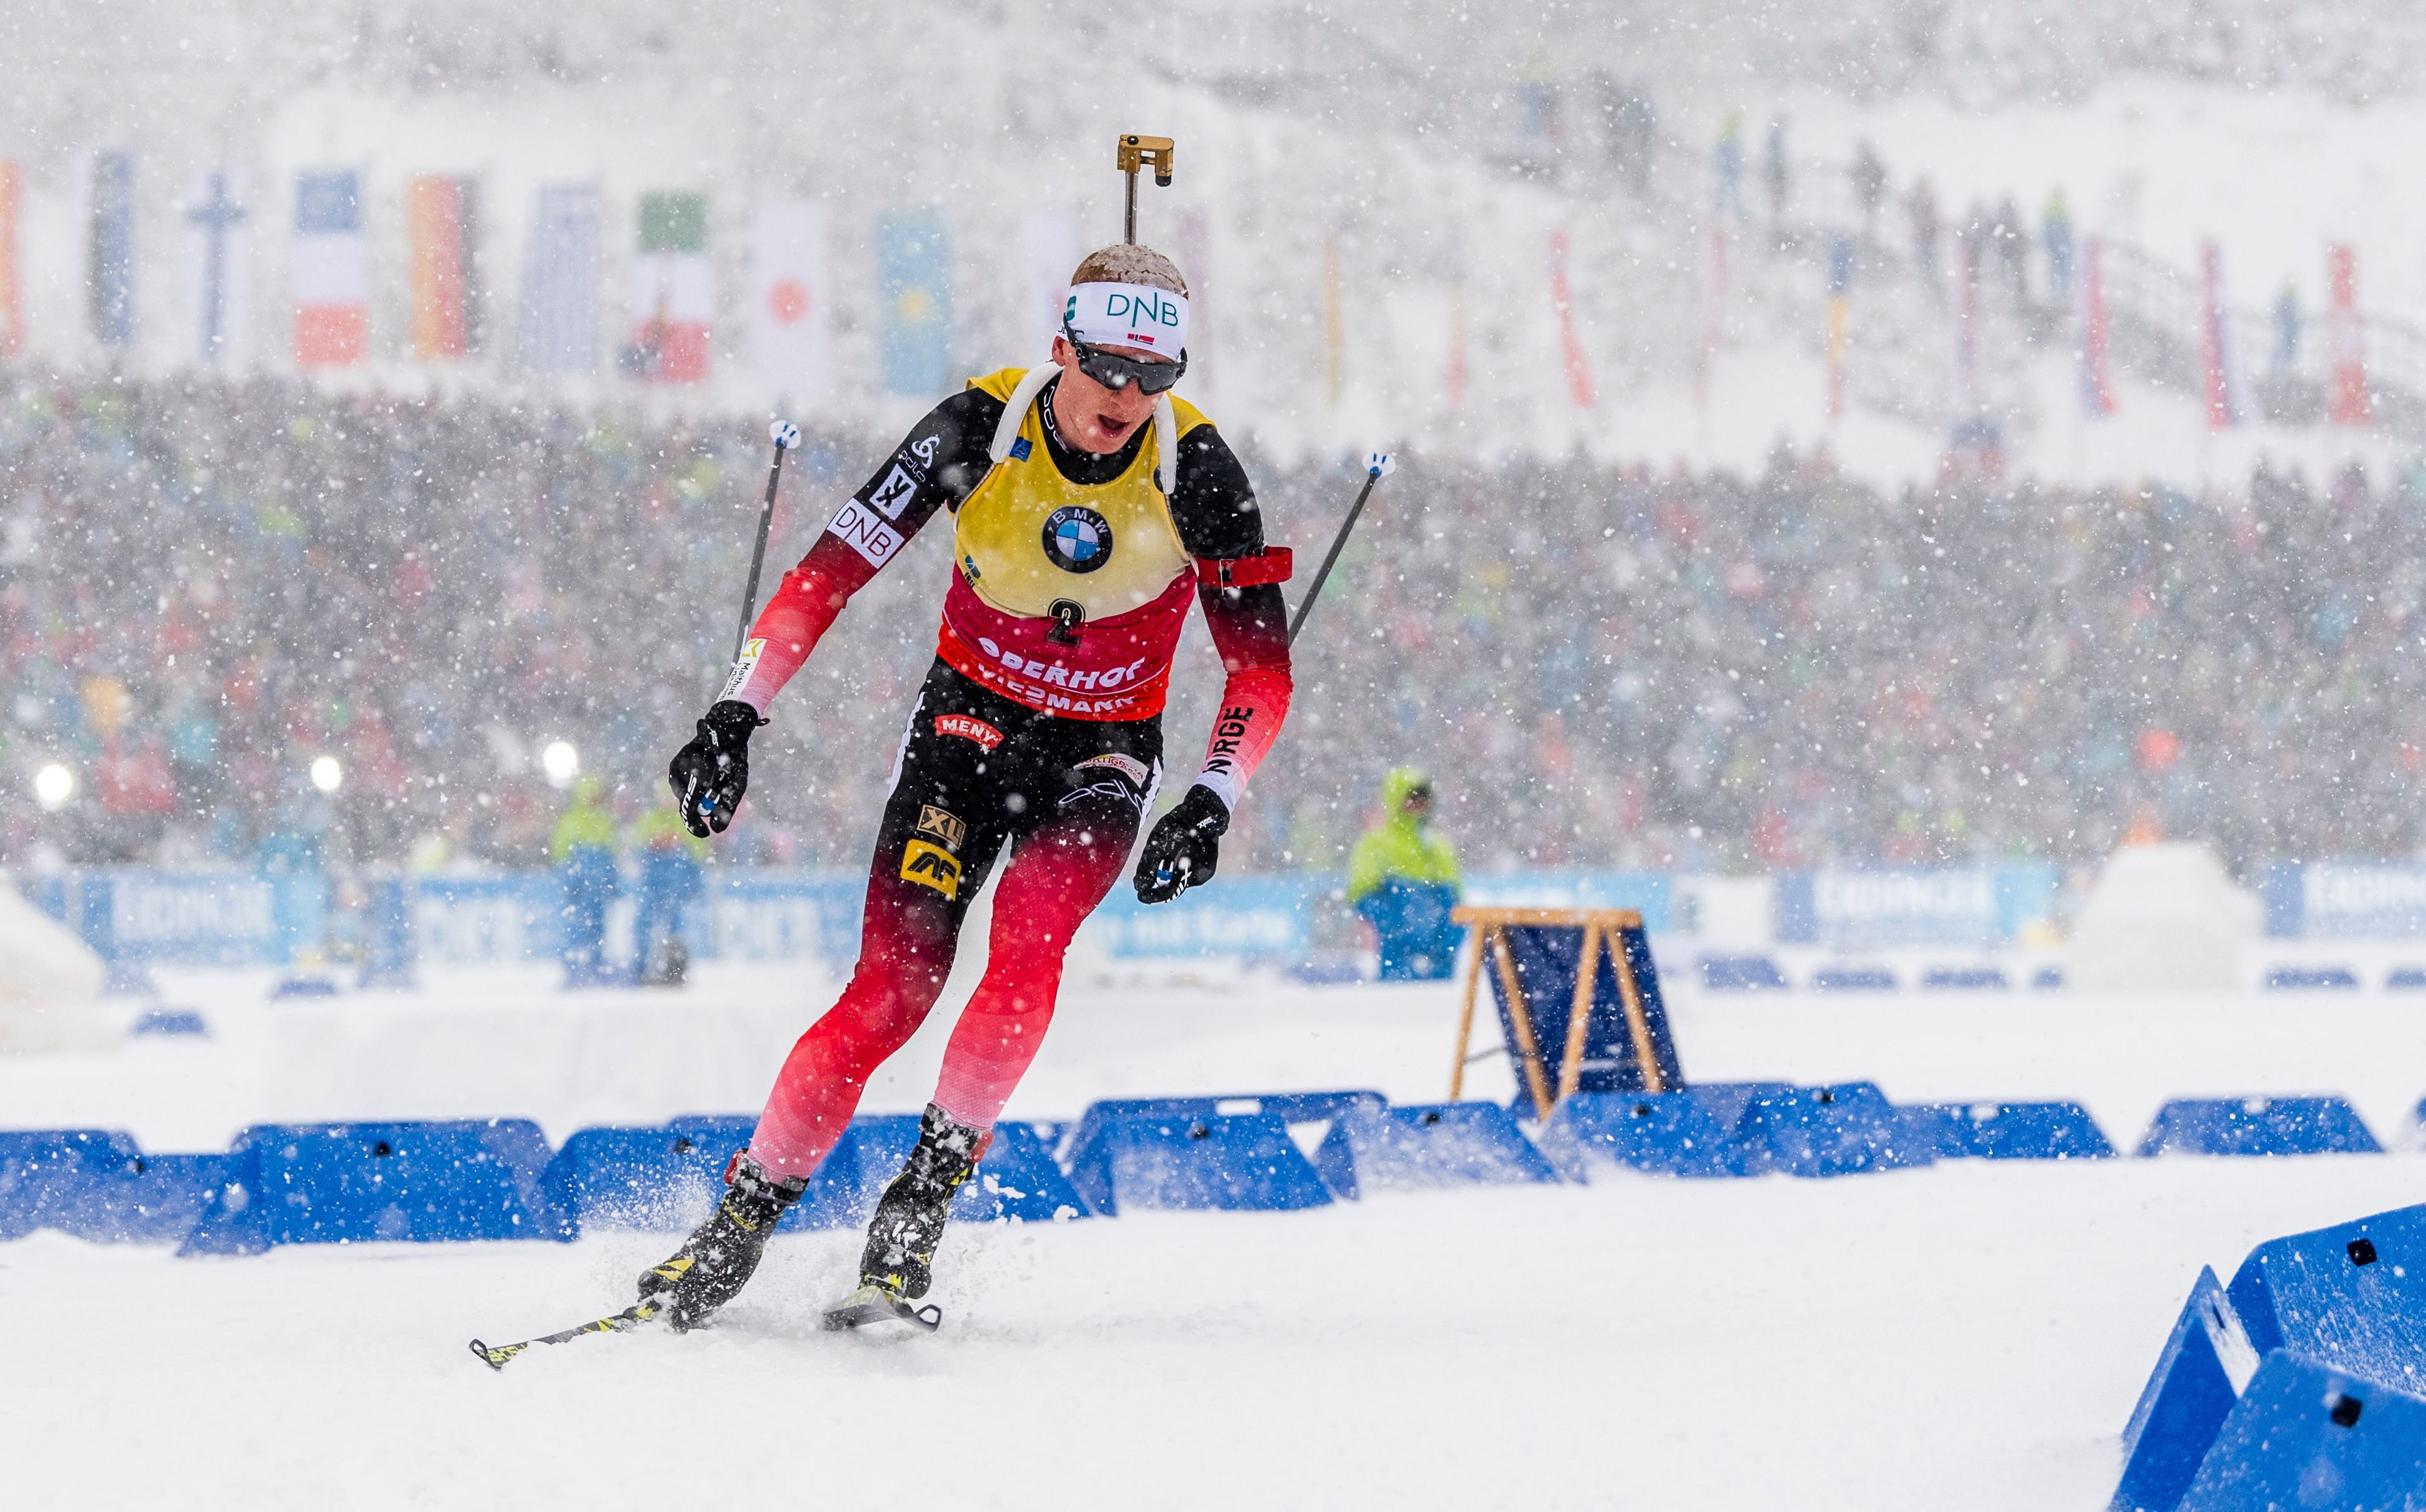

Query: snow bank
left=0, top=880, right=114, bottom=1054
left=2068, top=844, right=2263, bottom=994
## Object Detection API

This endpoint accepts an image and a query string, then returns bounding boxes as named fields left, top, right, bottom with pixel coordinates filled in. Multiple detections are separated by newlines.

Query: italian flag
left=629, top=191, right=710, bottom=383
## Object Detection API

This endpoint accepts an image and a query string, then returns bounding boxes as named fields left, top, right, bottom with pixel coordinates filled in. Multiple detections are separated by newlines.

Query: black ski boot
left=822, top=1105, right=988, bottom=1332
left=637, top=1151, right=807, bottom=1332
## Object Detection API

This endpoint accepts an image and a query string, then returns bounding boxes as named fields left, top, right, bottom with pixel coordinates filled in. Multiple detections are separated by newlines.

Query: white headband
left=1063, top=281, right=1189, bottom=357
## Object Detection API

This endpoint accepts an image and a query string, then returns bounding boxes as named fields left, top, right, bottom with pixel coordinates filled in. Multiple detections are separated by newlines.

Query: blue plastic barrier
left=2174, top=1352, right=2426, bottom=1509
left=540, top=1123, right=735, bottom=1233
left=1284, top=954, right=1367, bottom=986
left=1061, top=1091, right=1383, bottom=1179
left=1311, top=1103, right=1558, bottom=1199
left=1064, top=1111, right=1333, bottom=1217
left=2030, top=966, right=2065, bottom=990
left=1535, top=1089, right=1760, bottom=1178
left=1809, top=966, right=1897, bottom=992
left=3, top=1131, right=240, bottom=1245
left=180, top=1119, right=567, bottom=1255
left=1904, top=1101, right=2115, bottom=1161
left=2263, top=965, right=2362, bottom=991
left=0, top=1130, right=143, bottom=1238
left=1700, top=954, right=1789, bottom=991
left=1920, top=966, right=2009, bottom=991
left=1736, top=1081, right=1934, bottom=1177
left=2114, top=1267, right=2261, bottom=1512
left=2135, top=1098, right=2383, bottom=1158
left=800, top=1117, right=1087, bottom=1229
left=131, top=1008, right=209, bottom=1036
left=2386, top=967, right=2426, bottom=990
left=61, top=1152, right=233, bottom=1244
left=2223, top=1203, right=2426, bottom=1398
left=539, top=1114, right=1084, bottom=1236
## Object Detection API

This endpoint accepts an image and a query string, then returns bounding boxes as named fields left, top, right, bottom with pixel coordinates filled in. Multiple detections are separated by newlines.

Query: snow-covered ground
left=13, top=1154, right=2426, bottom=1511
left=7, top=966, right=2426, bottom=1507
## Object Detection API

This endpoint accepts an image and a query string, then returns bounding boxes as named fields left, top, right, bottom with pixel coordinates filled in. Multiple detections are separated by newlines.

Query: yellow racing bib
left=951, top=368, right=1206, bottom=621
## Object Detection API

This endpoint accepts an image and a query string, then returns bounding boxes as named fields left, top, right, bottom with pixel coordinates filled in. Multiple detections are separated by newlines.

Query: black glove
left=668, top=700, right=764, bottom=837
left=1133, top=785, right=1230, bottom=904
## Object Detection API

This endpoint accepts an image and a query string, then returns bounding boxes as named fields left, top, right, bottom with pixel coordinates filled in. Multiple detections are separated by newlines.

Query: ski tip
left=468, top=1338, right=523, bottom=1372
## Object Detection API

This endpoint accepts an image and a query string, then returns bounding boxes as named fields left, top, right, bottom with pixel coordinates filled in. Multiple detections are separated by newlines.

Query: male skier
left=647, top=245, right=1293, bottom=1328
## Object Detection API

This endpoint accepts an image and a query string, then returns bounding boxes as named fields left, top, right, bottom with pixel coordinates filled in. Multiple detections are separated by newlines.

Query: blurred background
left=8, top=0, right=2426, bottom=981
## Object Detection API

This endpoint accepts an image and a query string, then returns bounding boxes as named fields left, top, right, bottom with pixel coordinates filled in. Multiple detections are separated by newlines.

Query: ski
left=468, top=1298, right=666, bottom=1371
left=821, top=1283, right=943, bottom=1333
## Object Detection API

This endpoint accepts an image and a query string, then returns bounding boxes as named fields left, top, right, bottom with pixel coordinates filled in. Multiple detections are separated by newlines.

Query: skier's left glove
left=669, top=700, right=764, bottom=837
left=1133, top=785, right=1230, bottom=904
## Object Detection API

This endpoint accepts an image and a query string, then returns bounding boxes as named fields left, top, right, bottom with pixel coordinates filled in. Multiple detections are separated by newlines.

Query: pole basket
left=1448, top=907, right=1685, bottom=1120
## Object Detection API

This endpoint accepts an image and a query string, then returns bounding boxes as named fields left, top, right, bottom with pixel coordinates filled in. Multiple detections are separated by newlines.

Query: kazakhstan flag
left=878, top=209, right=951, bottom=396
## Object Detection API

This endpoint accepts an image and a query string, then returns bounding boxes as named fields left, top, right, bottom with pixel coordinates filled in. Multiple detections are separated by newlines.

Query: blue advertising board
left=1774, top=866, right=2058, bottom=949
left=411, top=871, right=866, bottom=966
left=22, top=870, right=289, bottom=966
left=1083, top=875, right=1329, bottom=958
left=1461, top=872, right=1676, bottom=932
left=2261, top=863, right=2426, bottom=937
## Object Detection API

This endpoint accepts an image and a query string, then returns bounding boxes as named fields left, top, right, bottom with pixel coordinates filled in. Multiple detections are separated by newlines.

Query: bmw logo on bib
left=1042, top=506, right=1113, bottom=574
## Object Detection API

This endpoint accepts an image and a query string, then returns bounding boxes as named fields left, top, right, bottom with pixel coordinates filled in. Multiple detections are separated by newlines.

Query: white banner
left=749, top=200, right=830, bottom=402
left=1022, top=207, right=1076, bottom=355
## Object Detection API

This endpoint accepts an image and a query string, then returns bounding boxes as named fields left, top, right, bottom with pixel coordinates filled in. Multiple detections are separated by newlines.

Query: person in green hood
left=551, top=774, right=622, bottom=987
left=1347, top=768, right=1464, bottom=980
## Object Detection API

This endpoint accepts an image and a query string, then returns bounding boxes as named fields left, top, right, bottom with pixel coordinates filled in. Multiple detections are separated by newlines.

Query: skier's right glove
left=669, top=700, right=765, bottom=837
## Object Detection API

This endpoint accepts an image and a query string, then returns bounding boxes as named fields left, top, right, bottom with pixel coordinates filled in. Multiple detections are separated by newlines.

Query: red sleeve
left=717, top=389, right=999, bottom=712
left=720, top=534, right=883, bottom=712
left=1189, top=580, right=1293, bottom=810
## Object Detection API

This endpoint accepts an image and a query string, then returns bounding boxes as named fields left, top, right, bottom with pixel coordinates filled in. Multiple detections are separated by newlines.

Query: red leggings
left=745, top=663, right=1157, bottom=1182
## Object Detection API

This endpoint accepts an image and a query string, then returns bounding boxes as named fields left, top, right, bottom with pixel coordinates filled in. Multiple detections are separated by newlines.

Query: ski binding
left=822, top=1283, right=942, bottom=1333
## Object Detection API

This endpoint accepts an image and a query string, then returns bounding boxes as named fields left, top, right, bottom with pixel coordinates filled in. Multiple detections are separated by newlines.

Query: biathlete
left=647, top=245, right=1293, bottom=1330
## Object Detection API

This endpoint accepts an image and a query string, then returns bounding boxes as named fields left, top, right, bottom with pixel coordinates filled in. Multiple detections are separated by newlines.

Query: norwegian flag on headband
left=1064, top=280, right=1188, bottom=354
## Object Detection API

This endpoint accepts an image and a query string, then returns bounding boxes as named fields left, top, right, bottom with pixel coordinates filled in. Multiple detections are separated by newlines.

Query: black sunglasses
left=1064, top=326, right=1188, bottom=395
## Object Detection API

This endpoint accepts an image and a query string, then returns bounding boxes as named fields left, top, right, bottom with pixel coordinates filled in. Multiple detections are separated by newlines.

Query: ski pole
left=731, top=421, right=799, bottom=664
left=1287, top=451, right=1395, bottom=646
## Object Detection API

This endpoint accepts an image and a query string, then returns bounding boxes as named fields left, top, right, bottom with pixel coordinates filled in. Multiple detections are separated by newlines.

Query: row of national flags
left=0, top=155, right=978, bottom=399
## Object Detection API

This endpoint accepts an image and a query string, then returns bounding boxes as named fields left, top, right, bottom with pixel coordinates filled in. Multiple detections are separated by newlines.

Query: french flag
left=294, top=170, right=367, bottom=367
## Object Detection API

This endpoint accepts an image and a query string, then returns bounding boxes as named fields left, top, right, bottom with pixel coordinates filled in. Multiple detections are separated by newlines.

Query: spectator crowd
left=6, top=375, right=2425, bottom=882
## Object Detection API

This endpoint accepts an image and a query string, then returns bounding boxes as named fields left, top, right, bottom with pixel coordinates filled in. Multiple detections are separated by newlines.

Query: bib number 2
left=1047, top=599, right=1086, bottom=645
